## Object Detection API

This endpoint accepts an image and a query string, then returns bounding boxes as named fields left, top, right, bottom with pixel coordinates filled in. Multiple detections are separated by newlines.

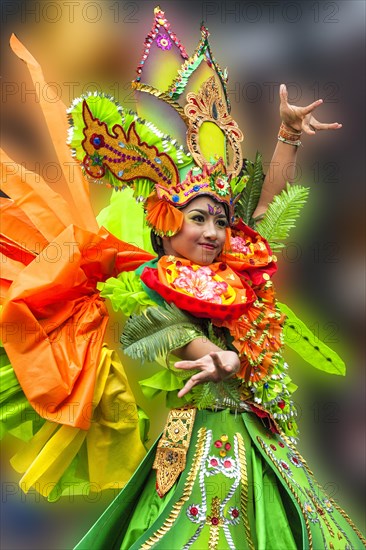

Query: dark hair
left=150, top=231, right=165, bottom=257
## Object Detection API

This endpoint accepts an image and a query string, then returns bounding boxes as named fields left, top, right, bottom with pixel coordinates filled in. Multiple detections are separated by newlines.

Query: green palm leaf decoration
left=191, top=379, right=242, bottom=410
left=278, top=302, right=346, bottom=375
left=121, top=304, right=204, bottom=362
left=235, top=152, right=264, bottom=226
left=255, top=184, right=309, bottom=251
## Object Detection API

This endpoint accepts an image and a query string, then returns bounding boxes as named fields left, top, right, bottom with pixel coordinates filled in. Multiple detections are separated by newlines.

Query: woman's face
left=162, top=196, right=228, bottom=265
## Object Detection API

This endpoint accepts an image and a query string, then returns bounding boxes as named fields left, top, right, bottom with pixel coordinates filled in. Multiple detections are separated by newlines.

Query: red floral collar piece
left=140, top=256, right=257, bottom=320
left=218, top=220, right=277, bottom=285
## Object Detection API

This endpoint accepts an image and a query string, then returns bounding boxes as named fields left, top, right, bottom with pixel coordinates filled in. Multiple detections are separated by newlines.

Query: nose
left=203, top=220, right=218, bottom=240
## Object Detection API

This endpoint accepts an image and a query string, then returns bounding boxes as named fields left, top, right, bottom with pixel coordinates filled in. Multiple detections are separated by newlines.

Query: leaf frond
left=256, top=184, right=309, bottom=251
left=235, top=153, right=264, bottom=226
left=121, top=304, right=204, bottom=362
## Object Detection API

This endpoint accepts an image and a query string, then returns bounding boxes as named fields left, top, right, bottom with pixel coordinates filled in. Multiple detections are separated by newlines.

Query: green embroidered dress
left=74, top=254, right=365, bottom=550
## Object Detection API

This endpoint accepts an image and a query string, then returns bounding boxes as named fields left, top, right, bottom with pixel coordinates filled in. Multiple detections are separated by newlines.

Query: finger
left=209, top=351, right=224, bottom=368
left=174, top=360, right=202, bottom=370
left=301, top=98, right=323, bottom=115
left=177, top=373, right=206, bottom=398
left=310, top=121, right=343, bottom=132
left=279, top=83, right=288, bottom=106
left=303, top=119, right=342, bottom=135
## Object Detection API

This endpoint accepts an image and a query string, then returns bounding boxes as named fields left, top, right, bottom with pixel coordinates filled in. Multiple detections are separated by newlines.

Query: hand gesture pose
left=175, top=350, right=240, bottom=398
left=279, top=83, right=342, bottom=134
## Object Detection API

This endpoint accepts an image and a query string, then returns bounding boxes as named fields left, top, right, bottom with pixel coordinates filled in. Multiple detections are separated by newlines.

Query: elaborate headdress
left=68, top=6, right=245, bottom=236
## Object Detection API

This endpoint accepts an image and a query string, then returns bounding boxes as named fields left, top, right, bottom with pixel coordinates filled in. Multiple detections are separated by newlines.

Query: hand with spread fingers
left=175, top=350, right=240, bottom=398
left=279, top=83, right=342, bottom=134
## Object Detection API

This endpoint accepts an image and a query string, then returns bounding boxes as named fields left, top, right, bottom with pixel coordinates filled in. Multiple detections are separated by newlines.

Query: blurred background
left=1, top=0, right=365, bottom=547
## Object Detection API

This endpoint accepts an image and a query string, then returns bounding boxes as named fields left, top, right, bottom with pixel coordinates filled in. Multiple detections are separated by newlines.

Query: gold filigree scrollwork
left=184, top=76, right=243, bottom=177
left=153, top=407, right=197, bottom=497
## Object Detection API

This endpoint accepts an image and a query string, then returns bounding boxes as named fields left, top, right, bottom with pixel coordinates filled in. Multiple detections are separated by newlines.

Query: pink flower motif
left=230, top=236, right=251, bottom=254
left=173, top=265, right=228, bottom=303
left=156, top=34, right=172, bottom=50
left=210, top=458, right=219, bottom=467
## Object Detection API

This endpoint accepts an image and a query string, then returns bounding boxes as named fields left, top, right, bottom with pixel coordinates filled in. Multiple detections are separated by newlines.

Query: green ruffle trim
left=98, top=271, right=156, bottom=317
left=139, top=367, right=191, bottom=410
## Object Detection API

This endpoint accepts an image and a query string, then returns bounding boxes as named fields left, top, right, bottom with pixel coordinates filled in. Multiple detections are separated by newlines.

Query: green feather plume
left=278, top=302, right=346, bottom=375
left=121, top=304, right=204, bottom=362
left=255, top=184, right=309, bottom=251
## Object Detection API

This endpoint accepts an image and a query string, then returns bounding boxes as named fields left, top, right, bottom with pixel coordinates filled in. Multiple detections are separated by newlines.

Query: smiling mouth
left=199, top=243, right=217, bottom=251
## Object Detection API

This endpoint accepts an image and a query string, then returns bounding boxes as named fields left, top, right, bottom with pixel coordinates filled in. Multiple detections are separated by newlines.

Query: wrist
left=280, top=121, right=302, bottom=133
left=278, top=122, right=302, bottom=147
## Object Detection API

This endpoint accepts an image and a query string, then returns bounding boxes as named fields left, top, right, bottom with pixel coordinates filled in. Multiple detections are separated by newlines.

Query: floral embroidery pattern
left=173, top=265, right=228, bottom=303
left=185, top=431, right=242, bottom=549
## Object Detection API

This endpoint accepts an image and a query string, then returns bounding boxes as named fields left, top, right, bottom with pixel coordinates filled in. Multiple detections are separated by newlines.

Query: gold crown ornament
left=67, top=6, right=245, bottom=236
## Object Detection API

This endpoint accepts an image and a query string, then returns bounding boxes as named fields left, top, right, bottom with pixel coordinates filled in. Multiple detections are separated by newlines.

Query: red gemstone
left=281, top=461, right=289, bottom=470
left=225, top=443, right=231, bottom=451
left=232, top=508, right=239, bottom=518
left=190, top=506, right=198, bottom=516
left=292, top=457, right=299, bottom=465
left=278, top=400, right=285, bottom=409
left=270, top=444, right=277, bottom=451
left=279, top=441, right=285, bottom=448
left=219, top=263, right=227, bottom=271
left=223, top=460, right=232, bottom=468
left=210, top=458, right=218, bottom=467
left=214, top=440, right=223, bottom=448
left=211, top=517, right=219, bottom=525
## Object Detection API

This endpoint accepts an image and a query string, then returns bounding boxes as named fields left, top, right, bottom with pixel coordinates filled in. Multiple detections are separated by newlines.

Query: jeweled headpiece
left=68, top=6, right=245, bottom=236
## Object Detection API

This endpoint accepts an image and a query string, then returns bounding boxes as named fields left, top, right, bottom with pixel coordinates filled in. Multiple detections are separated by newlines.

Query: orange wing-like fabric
left=0, top=37, right=153, bottom=431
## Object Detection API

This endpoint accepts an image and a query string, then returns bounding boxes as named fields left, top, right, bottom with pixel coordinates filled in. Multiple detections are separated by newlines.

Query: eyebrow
left=187, top=208, right=227, bottom=218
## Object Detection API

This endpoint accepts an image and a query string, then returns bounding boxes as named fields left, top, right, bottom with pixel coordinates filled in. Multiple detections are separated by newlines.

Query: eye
left=192, top=214, right=205, bottom=223
left=216, top=218, right=228, bottom=228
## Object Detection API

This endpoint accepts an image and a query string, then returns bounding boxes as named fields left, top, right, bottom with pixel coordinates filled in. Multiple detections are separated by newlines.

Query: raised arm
left=253, top=84, right=342, bottom=219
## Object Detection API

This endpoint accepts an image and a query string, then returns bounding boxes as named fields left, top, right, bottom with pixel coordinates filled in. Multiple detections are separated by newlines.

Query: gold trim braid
left=131, top=82, right=189, bottom=123
left=153, top=406, right=197, bottom=497
left=141, top=426, right=207, bottom=549
left=237, top=433, right=255, bottom=550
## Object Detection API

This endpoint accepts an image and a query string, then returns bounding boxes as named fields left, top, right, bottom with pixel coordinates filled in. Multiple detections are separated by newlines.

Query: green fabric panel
left=74, top=437, right=160, bottom=550
left=139, top=369, right=183, bottom=397
left=97, top=188, right=154, bottom=253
